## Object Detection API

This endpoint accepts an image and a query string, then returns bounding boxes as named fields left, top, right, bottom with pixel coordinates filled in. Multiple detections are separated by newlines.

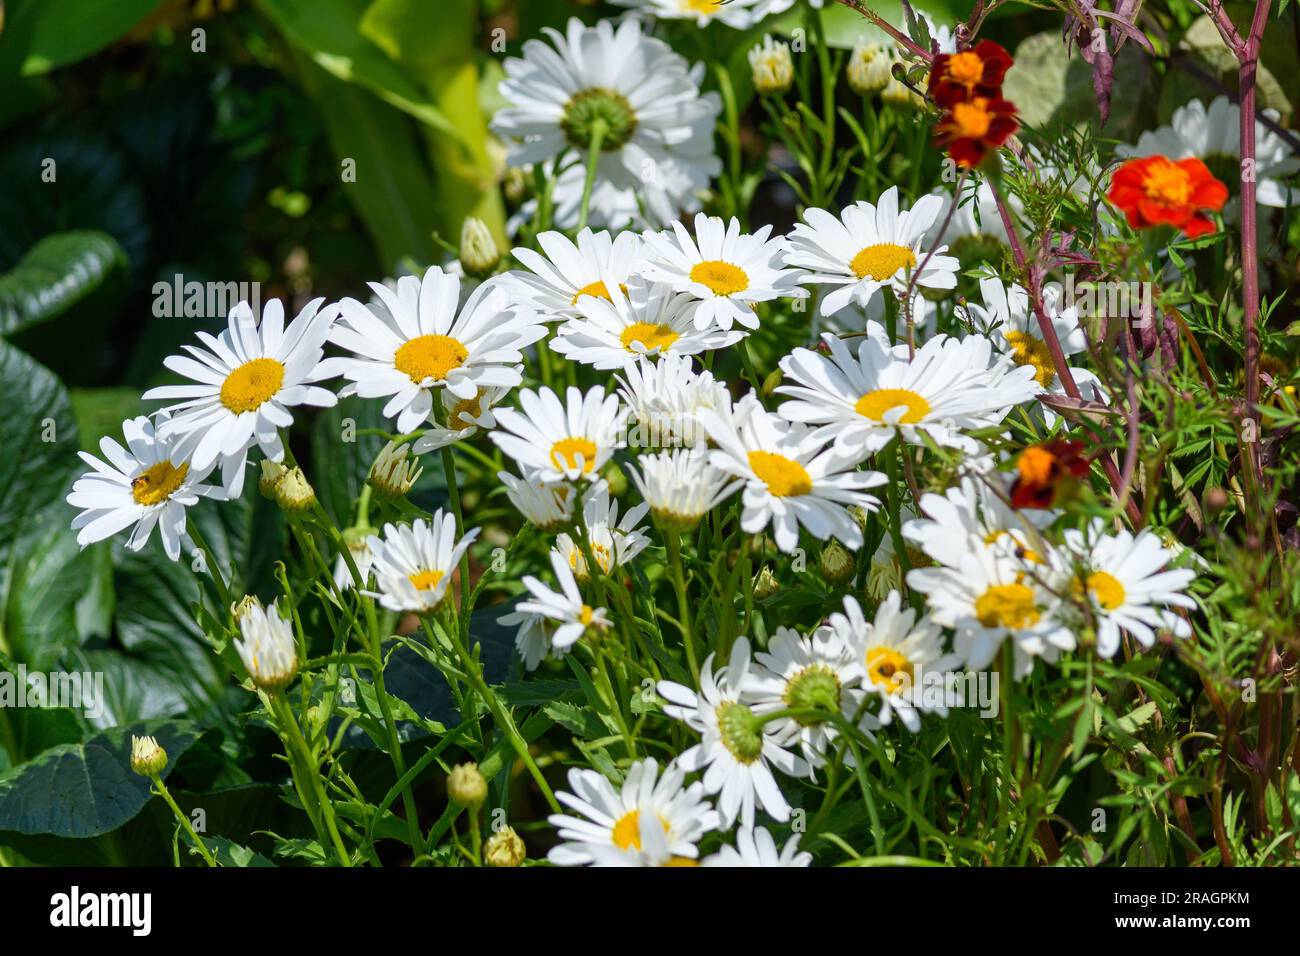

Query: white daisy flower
left=783, top=187, right=959, bottom=317
left=492, top=17, right=721, bottom=229
left=505, top=228, right=647, bottom=321
left=641, top=213, right=806, bottom=332
left=907, top=540, right=1075, bottom=678
left=332, top=534, right=375, bottom=591
left=616, top=353, right=729, bottom=449
left=832, top=592, right=961, bottom=732
left=499, top=468, right=582, bottom=532
left=365, top=512, right=480, bottom=614
left=538, top=160, right=652, bottom=232
left=326, top=267, right=545, bottom=435
left=702, top=826, right=812, bottom=867
left=776, top=330, right=1040, bottom=459
left=411, top=380, right=516, bottom=455
left=628, top=447, right=741, bottom=532
left=1058, top=519, right=1197, bottom=657
left=699, top=393, right=886, bottom=553
left=748, top=625, right=866, bottom=767
left=498, top=606, right=565, bottom=671
left=615, top=0, right=775, bottom=29
left=142, top=298, right=339, bottom=497
left=553, top=482, right=651, bottom=581
left=659, top=638, right=809, bottom=828
left=547, top=758, right=720, bottom=867
left=515, top=550, right=611, bottom=652
left=67, top=412, right=223, bottom=562
left=233, top=599, right=299, bottom=692
left=490, top=385, right=629, bottom=484
left=903, top=473, right=1056, bottom=568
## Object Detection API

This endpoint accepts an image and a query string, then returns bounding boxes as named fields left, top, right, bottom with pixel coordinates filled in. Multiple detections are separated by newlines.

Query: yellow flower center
left=681, top=0, right=722, bottom=14
left=865, top=646, right=914, bottom=693
left=131, top=460, right=190, bottom=506
left=550, top=437, right=599, bottom=474
left=620, top=322, right=680, bottom=354
left=394, top=334, right=469, bottom=384
left=1004, top=331, right=1057, bottom=388
left=662, top=856, right=700, bottom=867
left=611, top=809, right=670, bottom=851
left=854, top=387, right=931, bottom=424
left=569, top=542, right=613, bottom=577
left=974, top=582, right=1040, bottom=630
left=449, top=392, right=485, bottom=428
left=1079, top=570, right=1126, bottom=611
left=747, top=451, right=813, bottom=497
left=570, top=280, right=628, bottom=306
left=945, top=50, right=985, bottom=86
left=579, top=604, right=595, bottom=626
left=849, top=242, right=917, bottom=281
left=1141, top=157, right=1193, bottom=206
left=689, top=260, right=749, bottom=297
left=220, top=357, right=285, bottom=413
left=949, top=99, right=994, bottom=139
left=408, top=569, right=445, bottom=591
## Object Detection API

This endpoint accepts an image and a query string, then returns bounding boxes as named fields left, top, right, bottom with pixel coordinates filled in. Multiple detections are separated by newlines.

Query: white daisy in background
left=490, top=385, right=628, bottom=483
left=365, top=512, right=480, bottom=614
left=332, top=534, right=375, bottom=591
left=498, top=468, right=581, bottom=532
left=1058, top=519, right=1197, bottom=657
left=616, top=353, right=730, bottom=449
left=325, top=267, right=545, bottom=435
left=142, top=298, right=338, bottom=496
left=515, top=551, right=612, bottom=652
left=553, top=483, right=651, bottom=581
left=702, top=826, right=813, bottom=867
left=866, top=504, right=932, bottom=600
left=550, top=280, right=743, bottom=369
left=783, top=187, right=959, bottom=317
left=412, top=381, right=516, bottom=455
left=903, top=473, right=1056, bottom=569
left=700, top=394, right=886, bottom=553
left=492, top=17, right=721, bottom=229
left=1118, top=95, right=1299, bottom=216
left=658, top=638, right=810, bottom=828
left=233, top=599, right=299, bottom=691
left=831, top=592, right=961, bottom=732
left=823, top=287, right=937, bottom=341
left=498, top=606, right=564, bottom=671
left=628, top=447, right=741, bottom=533
left=541, top=161, right=651, bottom=231
left=547, top=758, right=720, bottom=867
left=615, top=0, right=774, bottom=29
left=907, top=540, right=1074, bottom=678
left=67, top=412, right=223, bottom=561
left=641, top=213, right=806, bottom=331
left=506, top=228, right=647, bottom=320
left=748, top=625, right=866, bottom=767
left=776, top=330, right=1039, bottom=459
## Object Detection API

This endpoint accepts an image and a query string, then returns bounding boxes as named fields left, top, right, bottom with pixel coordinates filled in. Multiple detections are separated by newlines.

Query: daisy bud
left=234, top=600, right=299, bottom=692
left=130, top=735, right=168, bottom=777
left=881, top=66, right=924, bottom=110
left=368, top=440, right=423, bottom=500
left=1204, top=487, right=1228, bottom=514
left=503, top=167, right=527, bottom=205
left=847, top=42, right=893, bottom=95
left=819, top=540, right=856, bottom=586
left=259, top=459, right=289, bottom=499
left=601, top=461, right=628, bottom=497
left=459, top=217, right=500, bottom=279
left=761, top=368, right=783, bottom=398
left=448, top=762, right=488, bottom=808
left=274, top=466, right=316, bottom=513
left=748, top=35, right=793, bottom=96
left=231, top=594, right=264, bottom=622
left=484, top=825, right=526, bottom=867
left=753, top=565, right=779, bottom=600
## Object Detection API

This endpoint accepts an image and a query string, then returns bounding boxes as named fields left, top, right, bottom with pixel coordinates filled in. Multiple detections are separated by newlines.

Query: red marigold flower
left=1106, top=155, right=1228, bottom=238
left=933, top=96, right=1019, bottom=168
left=927, top=40, right=1014, bottom=108
left=1009, top=439, right=1090, bottom=510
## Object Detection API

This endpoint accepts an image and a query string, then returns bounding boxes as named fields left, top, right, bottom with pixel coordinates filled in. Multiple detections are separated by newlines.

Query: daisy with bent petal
left=506, top=228, right=646, bottom=320
left=1059, top=519, right=1197, bottom=657
left=628, top=448, right=741, bottom=533
left=777, top=330, right=1039, bottom=459
left=699, top=394, right=886, bottom=553
left=326, top=267, right=545, bottom=435
left=498, top=469, right=581, bottom=532
left=616, top=353, right=729, bottom=449
left=658, top=637, right=809, bottom=828
left=143, top=298, right=339, bottom=497
left=547, top=758, right=720, bottom=867
left=642, top=213, right=806, bottom=331
left=498, top=606, right=565, bottom=671
left=550, top=281, right=742, bottom=369
left=783, top=187, right=959, bottom=317
left=365, top=512, right=480, bottom=614
left=490, top=385, right=628, bottom=483
left=412, top=380, right=516, bottom=455
left=703, top=827, right=812, bottom=867
left=515, top=551, right=611, bottom=652
left=67, top=412, right=224, bottom=561
left=554, top=483, right=651, bottom=581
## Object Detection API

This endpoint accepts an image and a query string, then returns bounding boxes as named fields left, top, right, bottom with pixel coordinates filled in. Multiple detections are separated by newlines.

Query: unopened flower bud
left=259, top=459, right=288, bottom=499
left=484, top=825, right=526, bottom=867
left=231, top=594, right=264, bottom=622
left=368, top=441, right=422, bottom=499
left=274, top=465, right=316, bottom=512
left=847, top=42, right=893, bottom=95
left=761, top=368, right=783, bottom=398
left=448, top=762, right=488, bottom=808
left=234, top=600, right=299, bottom=692
left=1204, top=487, right=1228, bottom=513
left=748, top=35, right=793, bottom=95
left=130, top=735, right=168, bottom=777
left=881, top=62, right=923, bottom=110
left=503, top=167, right=527, bottom=205
left=819, top=539, right=856, bottom=586
left=460, top=217, right=500, bottom=279
left=753, top=565, right=779, bottom=600
left=602, top=461, right=628, bottom=497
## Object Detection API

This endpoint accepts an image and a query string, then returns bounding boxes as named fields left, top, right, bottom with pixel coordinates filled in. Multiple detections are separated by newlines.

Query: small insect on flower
left=1106, top=155, right=1228, bottom=238
left=927, top=40, right=1014, bottom=108
left=933, top=95, right=1019, bottom=169
left=1009, top=438, right=1091, bottom=510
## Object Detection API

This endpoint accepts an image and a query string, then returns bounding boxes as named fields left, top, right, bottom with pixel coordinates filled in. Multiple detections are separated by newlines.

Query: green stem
left=576, top=118, right=607, bottom=231
left=271, top=692, right=353, bottom=866
left=664, top=530, right=701, bottom=683
left=151, top=774, right=217, bottom=867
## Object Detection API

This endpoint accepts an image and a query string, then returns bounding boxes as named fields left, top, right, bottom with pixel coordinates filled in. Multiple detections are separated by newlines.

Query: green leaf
left=0, top=231, right=126, bottom=336
left=0, top=0, right=163, bottom=77
left=0, top=719, right=198, bottom=838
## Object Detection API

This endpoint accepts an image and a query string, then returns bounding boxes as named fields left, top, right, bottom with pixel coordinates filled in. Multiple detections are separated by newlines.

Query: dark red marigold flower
left=1010, top=439, right=1090, bottom=510
left=933, top=96, right=1019, bottom=168
left=1106, top=155, right=1228, bottom=238
left=927, top=40, right=1014, bottom=108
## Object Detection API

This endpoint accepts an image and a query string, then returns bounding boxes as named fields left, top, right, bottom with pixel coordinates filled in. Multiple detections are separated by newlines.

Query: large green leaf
left=0, top=231, right=126, bottom=336
left=0, top=719, right=198, bottom=838
left=0, top=0, right=163, bottom=77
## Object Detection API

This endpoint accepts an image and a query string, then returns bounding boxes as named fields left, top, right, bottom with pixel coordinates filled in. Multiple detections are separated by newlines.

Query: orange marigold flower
left=933, top=95, right=1019, bottom=168
left=1106, top=155, right=1228, bottom=238
left=1010, top=439, right=1090, bottom=510
left=927, top=40, right=1014, bottom=108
